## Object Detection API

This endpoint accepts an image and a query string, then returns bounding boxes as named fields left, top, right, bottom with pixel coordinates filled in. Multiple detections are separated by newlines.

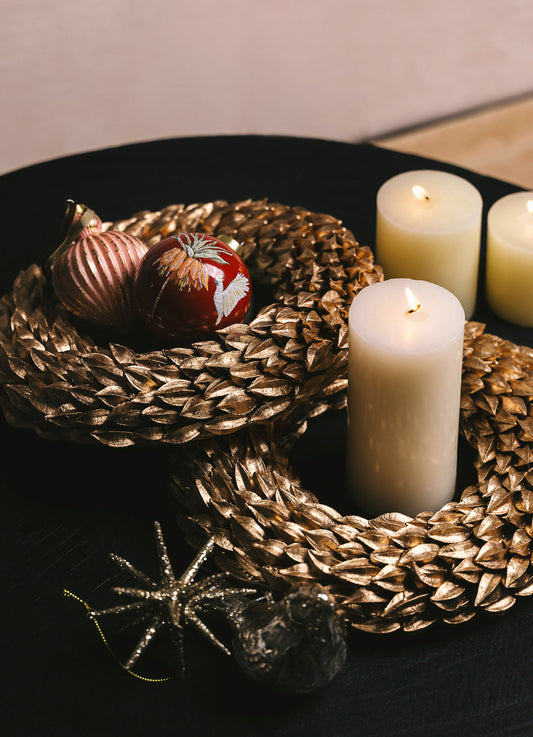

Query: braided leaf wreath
left=0, top=200, right=379, bottom=446
left=170, top=325, right=533, bottom=633
left=1, top=200, right=533, bottom=630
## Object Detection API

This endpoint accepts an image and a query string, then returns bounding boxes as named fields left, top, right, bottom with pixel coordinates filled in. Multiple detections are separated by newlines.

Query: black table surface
left=1, top=135, right=532, bottom=737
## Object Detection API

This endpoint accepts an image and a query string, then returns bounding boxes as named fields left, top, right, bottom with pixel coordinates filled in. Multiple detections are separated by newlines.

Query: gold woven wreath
left=0, top=200, right=380, bottom=446
left=1, top=199, right=532, bottom=632
left=170, top=320, right=533, bottom=632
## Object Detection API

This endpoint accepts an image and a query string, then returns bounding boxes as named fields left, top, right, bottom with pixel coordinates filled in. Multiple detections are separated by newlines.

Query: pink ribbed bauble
left=51, top=225, right=149, bottom=333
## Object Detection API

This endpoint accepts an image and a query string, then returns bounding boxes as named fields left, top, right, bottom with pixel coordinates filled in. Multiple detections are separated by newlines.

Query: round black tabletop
left=1, top=135, right=532, bottom=737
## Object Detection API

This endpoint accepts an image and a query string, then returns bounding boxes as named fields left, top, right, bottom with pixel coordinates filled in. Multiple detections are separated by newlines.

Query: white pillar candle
left=347, top=278, right=465, bottom=518
left=486, top=191, right=533, bottom=327
left=376, top=170, right=482, bottom=319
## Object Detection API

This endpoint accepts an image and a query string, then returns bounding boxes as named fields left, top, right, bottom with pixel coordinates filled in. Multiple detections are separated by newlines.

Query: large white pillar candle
left=486, top=191, right=533, bottom=327
left=348, top=278, right=465, bottom=518
left=376, top=170, right=482, bottom=319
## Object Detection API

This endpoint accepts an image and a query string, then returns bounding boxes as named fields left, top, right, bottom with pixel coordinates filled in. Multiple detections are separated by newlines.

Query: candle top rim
left=488, top=190, right=533, bottom=209
left=488, top=191, right=533, bottom=252
left=349, top=279, right=465, bottom=355
left=377, top=169, right=483, bottom=232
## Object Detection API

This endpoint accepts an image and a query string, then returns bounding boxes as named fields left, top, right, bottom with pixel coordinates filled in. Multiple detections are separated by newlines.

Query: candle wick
left=404, top=286, right=421, bottom=314
left=412, top=185, right=430, bottom=202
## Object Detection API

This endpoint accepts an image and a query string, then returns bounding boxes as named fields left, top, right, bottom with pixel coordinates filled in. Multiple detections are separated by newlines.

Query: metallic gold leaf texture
left=0, top=200, right=380, bottom=445
left=168, top=316, right=533, bottom=632
left=1, top=199, right=533, bottom=632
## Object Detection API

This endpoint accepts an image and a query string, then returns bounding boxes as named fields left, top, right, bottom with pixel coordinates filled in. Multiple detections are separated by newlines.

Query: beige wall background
left=2, top=0, right=533, bottom=174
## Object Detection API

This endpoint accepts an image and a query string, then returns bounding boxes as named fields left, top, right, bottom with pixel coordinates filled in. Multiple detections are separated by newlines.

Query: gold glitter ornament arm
left=111, top=586, right=164, bottom=601
left=169, top=624, right=186, bottom=674
left=185, top=586, right=259, bottom=608
left=154, top=521, right=177, bottom=585
left=109, top=553, right=155, bottom=587
left=181, top=609, right=231, bottom=656
left=179, top=535, right=216, bottom=586
left=184, top=571, right=227, bottom=595
left=124, top=615, right=164, bottom=671
left=88, top=600, right=152, bottom=619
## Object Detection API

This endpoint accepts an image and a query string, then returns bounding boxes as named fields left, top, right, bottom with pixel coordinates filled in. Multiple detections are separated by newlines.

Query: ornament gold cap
left=45, top=200, right=98, bottom=274
left=217, top=234, right=244, bottom=256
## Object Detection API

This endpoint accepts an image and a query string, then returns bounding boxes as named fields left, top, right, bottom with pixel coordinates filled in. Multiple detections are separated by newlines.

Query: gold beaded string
left=63, top=589, right=175, bottom=683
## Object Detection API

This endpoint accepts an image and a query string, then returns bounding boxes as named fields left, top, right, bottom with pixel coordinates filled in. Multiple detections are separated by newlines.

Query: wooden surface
left=374, top=95, right=533, bottom=190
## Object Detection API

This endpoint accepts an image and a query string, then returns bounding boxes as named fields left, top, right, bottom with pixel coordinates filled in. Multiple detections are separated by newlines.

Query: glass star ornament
left=213, top=582, right=348, bottom=692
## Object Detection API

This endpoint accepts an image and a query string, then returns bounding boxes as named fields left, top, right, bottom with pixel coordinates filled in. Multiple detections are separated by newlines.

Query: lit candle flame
left=527, top=200, right=533, bottom=215
left=405, top=287, right=421, bottom=314
left=412, top=185, right=429, bottom=202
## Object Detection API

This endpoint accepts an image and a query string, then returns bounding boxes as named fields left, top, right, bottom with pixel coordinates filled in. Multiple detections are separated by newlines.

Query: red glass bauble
left=133, top=233, right=252, bottom=344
